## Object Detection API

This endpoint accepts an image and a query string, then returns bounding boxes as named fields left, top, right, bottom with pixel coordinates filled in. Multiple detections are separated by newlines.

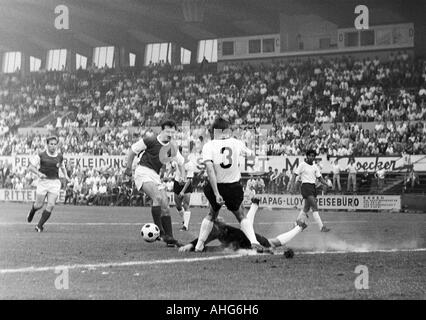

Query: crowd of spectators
left=0, top=51, right=425, bottom=158
left=1, top=52, right=425, bottom=199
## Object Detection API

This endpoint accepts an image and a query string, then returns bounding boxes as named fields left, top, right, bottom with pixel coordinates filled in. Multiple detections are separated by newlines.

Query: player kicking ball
left=27, top=136, right=71, bottom=232
left=125, top=120, right=184, bottom=247
left=194, top=117, right=269, bottom=253
left=179, top=198, right=307, bottom=258
left=291, top=149, right=330, bottom=232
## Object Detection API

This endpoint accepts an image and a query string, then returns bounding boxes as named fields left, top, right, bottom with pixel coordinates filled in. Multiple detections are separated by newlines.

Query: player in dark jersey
left=125, top=120, right=184, bottom=247
left=179, top=199, right=306, bottom=257
left=27, top=136, right=71, bottom=232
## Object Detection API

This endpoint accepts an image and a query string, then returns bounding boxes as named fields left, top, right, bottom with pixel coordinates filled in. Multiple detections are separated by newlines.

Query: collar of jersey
left=157, top=136, right=169, bottom=146
left=46, top=150, right=58, bottom=157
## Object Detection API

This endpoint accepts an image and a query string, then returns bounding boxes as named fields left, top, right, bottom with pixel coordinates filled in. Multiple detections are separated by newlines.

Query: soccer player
left=125, top=119, right=184, bottom=247
left=27, top=135, right=71, bottom=232
left=194, top=117, right=268, bottom=253
left=179, top=198, right=306, bottom=257
left=172, top=147, right=194, bottom=231
left=291, top=149, right=331, bottom=232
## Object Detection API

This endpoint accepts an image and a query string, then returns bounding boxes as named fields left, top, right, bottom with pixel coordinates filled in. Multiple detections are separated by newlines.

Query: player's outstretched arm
left=205, top=161, right=224, bottom=205
left=179, top=178, right=192, bottom=196
left=125, top=150, right=136, bottom=177
left=60, top=162, right=71, bottom=182
left=126, top=138, right=147, bottom=176
left=28, top=155, right=46, bottom=179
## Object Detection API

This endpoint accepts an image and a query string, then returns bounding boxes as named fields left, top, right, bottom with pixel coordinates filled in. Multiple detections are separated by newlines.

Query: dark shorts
left=301, top=183, right=317, bottom=199
left=203, top=182, right=244, bottom=212
left=173, top=180, right=193, bottom=194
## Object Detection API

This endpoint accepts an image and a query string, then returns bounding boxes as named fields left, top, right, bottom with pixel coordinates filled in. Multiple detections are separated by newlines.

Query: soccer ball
left=141, top=223, right=160, bottom=242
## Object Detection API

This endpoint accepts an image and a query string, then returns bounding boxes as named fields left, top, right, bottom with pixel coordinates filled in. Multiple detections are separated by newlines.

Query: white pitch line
left=1, top=248, right=425, bottom=275
left=296, top=248, right=426, bottom=255
left=0, top=254, right=244, bottom=274
left=0, top=221, right=371, bottom=226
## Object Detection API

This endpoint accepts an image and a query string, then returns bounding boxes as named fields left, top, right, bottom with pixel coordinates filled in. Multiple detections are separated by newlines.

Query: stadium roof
left=0, top=0, right=425, bottom=58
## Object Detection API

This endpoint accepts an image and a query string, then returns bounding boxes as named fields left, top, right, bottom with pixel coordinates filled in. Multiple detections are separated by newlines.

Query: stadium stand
left=1, top=53, right=425, bottom=201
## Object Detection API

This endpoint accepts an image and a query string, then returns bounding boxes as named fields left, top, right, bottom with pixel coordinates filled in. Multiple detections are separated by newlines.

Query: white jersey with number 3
left=202, top=138, right=252, bottom=183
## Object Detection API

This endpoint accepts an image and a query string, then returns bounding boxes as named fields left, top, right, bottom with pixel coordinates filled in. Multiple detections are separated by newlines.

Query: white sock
left=246, top=203, right=258, bottom=225
left=195, top=218, right=214, bottom=251
left=240, top=218, right=259, bottom=245
left=276, top=226, right=302, bottom=245
left=183, top=211, right=191, bottom=228
left=312, top=211, right=324, bottom=230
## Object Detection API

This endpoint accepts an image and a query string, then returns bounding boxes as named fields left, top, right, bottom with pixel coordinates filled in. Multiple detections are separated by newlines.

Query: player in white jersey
left=194, top=117, right=269, bottom=253
left=291, top=149, right=330, bottom=232
left=172, top=146, right=194, bottom=231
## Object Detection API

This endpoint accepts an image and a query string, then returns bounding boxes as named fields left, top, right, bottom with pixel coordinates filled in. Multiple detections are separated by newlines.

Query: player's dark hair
left=46, top=135, right=58, bottom=144
left=210, top=117, right=230, bottom=139
left=160, top=119, right=177, bottom=130
left=306, top=149, right=317, bottom=157
left=211, top=116, right=230, bottom=131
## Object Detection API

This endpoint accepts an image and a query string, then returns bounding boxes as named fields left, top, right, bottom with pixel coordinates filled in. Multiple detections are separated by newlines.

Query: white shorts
left=36, top=179, right=61, bottom=197
left=134, top=166, right=165, bottom=191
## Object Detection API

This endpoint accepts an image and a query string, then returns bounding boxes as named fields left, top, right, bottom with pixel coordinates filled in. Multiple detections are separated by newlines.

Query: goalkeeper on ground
left=179, top=198, right=307, bottom=258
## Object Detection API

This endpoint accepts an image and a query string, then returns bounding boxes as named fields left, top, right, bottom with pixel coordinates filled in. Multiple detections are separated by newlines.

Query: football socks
left=312, top=211, right=324, bottom=230
left=276, top=226, right=302, bottom=246
left=240, top=218, right=260, bottom=245
left=246, top=203, right=258, bottom=225
left=151, top=206, right=165, bottom=236
left=183, top=211, right=191, bottom=229
left=161, top=215, right=174, bottom=238
left=195, top=218, right=214, bottom=251
left=37, top=210, right=51, bottom=228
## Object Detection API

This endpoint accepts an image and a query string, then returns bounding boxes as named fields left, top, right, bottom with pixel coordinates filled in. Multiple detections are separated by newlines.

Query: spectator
left=375, top=168, right=386, bottom=194
left=346, top=158, right=358, bottom=193
left=331, top=159, right=342, bottom=193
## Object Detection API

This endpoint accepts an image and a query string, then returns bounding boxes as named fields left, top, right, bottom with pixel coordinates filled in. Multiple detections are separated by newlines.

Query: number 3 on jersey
left=220, top=147, right=233, bottom=168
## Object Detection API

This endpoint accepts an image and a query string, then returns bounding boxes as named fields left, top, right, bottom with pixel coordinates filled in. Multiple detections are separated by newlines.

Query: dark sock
left=151, top=206, right=165, bottom=236
left=161, top=215, right=173, bottom=238
left=37, top=210, right=51, bottom=228
left=29, top=204, right=38, bottom=215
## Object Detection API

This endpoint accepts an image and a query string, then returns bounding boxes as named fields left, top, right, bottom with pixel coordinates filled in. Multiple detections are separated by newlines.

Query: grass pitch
left=0, top=203, right=425, bottom=299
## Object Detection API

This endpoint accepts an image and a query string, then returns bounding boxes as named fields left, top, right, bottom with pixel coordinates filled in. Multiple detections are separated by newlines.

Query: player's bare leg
left=27, top=193, right=46, bottom=223
left=181, top=194, right=191, bottom=231
left=307, top=195, right=330, bottom=232
left=174, top=194, right=185, bottom=229
left=294, top=198, right=310, bottom=228
left=36, top=192, right=58, bottom=232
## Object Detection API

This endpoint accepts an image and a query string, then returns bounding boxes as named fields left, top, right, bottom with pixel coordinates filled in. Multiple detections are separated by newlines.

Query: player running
left=125, top=120, right=184, bottom=247
left=179, top=198, right=306, bottom=257
left=172, top=146, right=194, bottom=231
left=194, top=117, right=268, bottom=253
left=291, top=149, right=331, bottom=232
left=27, top=135, right=71, bottom=232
